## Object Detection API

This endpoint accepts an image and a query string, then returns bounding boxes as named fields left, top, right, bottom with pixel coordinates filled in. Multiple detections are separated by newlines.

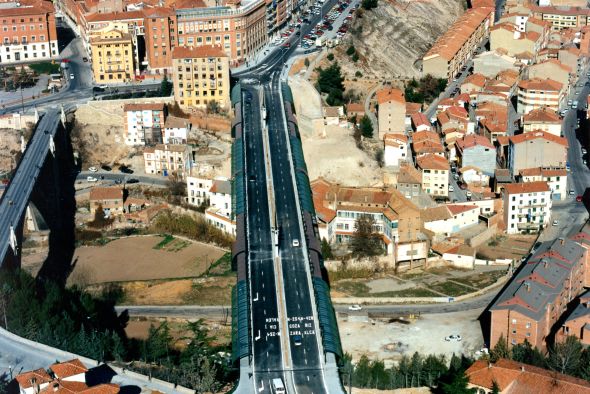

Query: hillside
left=333, top=0, right=465, bottom=81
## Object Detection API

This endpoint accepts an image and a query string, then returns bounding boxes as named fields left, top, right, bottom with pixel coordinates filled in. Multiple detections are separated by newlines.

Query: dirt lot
left=66, top=235, right=226, bottom=285
left=339, top=307, right=485, bottom=364
left=476, top=234, right=537, bottom=260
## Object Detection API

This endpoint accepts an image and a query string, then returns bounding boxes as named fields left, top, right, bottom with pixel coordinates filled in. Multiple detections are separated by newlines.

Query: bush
left=327, top=53, right=335, bottom=61
left=346, top=45, right=356, bottom=56
left=28, top=61, right=60, bottom=74
left=150, top=210, right=234, bottom=248
left=359, top=115, right=373, bottom=138
left=361, top=0, right=378, bottom=10
left=355, top=70, right=363, bottom=77
left=351, top=52, right=359, bottom=62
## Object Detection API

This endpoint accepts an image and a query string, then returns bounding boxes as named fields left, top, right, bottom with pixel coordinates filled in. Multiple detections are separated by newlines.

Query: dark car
left=114, top=179, right=123, bottom=185
left=248, top=175, right=256, bottom=182
left=293, top=334, right=302, bottom=346
left=126, top=178, right=139, bottom=184
left=92, top=86, right=105, bottom=92
left=577, top=195, right=583, bottom=202
left=101, top=164, right=112, bottom=171
left=82, top=57, right=88, bottom=62
left=119, top=165, right=134, bottom=174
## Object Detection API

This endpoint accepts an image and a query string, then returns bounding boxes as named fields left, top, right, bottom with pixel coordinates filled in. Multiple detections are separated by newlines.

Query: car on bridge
left=86, top=176, right=98, bottom=182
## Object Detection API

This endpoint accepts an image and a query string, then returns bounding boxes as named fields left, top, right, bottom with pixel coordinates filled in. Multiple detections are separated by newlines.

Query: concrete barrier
left=332, top=297, right=450, bottom=305
left=0, top=326, right=195, bottom=393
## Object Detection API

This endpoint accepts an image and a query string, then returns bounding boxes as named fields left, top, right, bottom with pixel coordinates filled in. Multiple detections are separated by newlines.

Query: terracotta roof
left=405, top=102, right=422, bottom=115
left=412, top=130, right=440, bottom=143
left=0, top=0, right=55, bottom=17
left=397, top=163, right=422, bottom=184
left=462, top=73, right=488, bottom=89
left=15, top=369, right=52, bottom=389
left=417, top=154, right=449, bottom=170
left=383, top=133, right=408, bottom=143
left=510, top=131, right=568, bottom=147
left=413, top=139, right=445, bottom=154
left=50, top=359, right=88, bottom=379
left=153, top=144, right=187, bottom=153
left=523, top=106, right=561, bottom=123
left=422, top=206, right=452, bottom=222
left=447, top=204, right=478, bottom=216
left=456, top=134, right=494, bottom=150
left=164, top=115, right=190, bottom=129
left=518, top=78, right=563, bottom=91
left=531, top=5, right=590, bottom=17
left=531, top=58, right=572, bottom=73
left=89, top=187, right=124, bottom=201
left=376, top=87, right=405, bottom=105
left=123, top=103, right=165, bottom=112
left=172, top=45, right=227, bottom=59
left=411, top=112, right=431, bottom=128
left=503, top=181, right=550, bottom=194
left=466, top=358, right=590, bottom=393
left=86, top=10, right=145, bottom=22
left=519, top=167, right=567, bottom=177
left=346, top=103, right=364, bottom=113
left=174, top=0, right=208, bottom=9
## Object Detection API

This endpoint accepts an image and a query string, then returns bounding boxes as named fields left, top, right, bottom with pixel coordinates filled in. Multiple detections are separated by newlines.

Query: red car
left=577, top=195, right=583, bottom=202
left=282, top=42, right=291, bottom=48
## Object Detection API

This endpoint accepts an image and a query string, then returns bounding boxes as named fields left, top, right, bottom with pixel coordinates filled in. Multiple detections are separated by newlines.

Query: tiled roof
left=413, top=139, right=445, bottom=154
left=421, top=206, right=452, bottom=222
left=50, top=359, right=88, bottom=379
left=0, top=0, right=55, bottom=17
left=383, top=133, right=408, bottom=143
left=456, top=134, right=494, bottom=151
left=412, top=130, right=440, bottom=143
left=466, top=358, right=590, bottom=394
left=164, top=115, right=190, bottom=129
left=462, top=73, right=488, bottom=88
left=518, top=78, right=563, bottom=91
left=416, top=154, right=449, bottom=170
left=89, top=187, right=124, bottom=201
left=410, top=112, right=431, bottom=128
left=86, top=10, right=145, bottom=22
left=510, top=131, right=568, bottom=147
left=15, top=368, right=52, bottom=389
left=522, top=106, right=561, bottom=124
left=503, top=181, right=550, bottom=194
left=519, top=167, right=567, bottom=177
left=397, top=163, right=422, bottom=184
left=172, top=45, right=227, bottom=59
left=153, top=144, right=187, bottom=153
left=346, top=103, right=364, bottom=113
left=405, top=102, right=422, bottom=115
left=447, top=204, right=478, bottom=216
left=563, top=291, right=590, bottom=323
left=531, top=58, right=572, bottom=73
left=376, top=87, right=405, bottom=105
left=123, top=103, right=165, bottom=112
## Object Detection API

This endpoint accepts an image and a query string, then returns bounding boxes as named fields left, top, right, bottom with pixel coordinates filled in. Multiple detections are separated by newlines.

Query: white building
left=423, top=204, right=479, bottom=236
left=123, top=103, right=166, bottom=146
left=143, top=144, right=189, bottom=178
left=518, top=167, right=568, bottom=200
left=49, top=359, right=88, bottom=383
left=517, top=78, right=564, bottom=114
left=383, top=133, right=409, bottom=167
left=417, top=154, right=450, bottom=198
left=186, top=176, right=213, bottom=207
left=163, top=115, right=190, bottom=144
left=503, top=181, right=552, bottom=234
left=187, top=176, right=235, bottom=235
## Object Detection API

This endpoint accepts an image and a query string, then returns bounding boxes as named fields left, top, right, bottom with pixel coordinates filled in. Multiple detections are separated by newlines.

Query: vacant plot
left=476, top=234, right=536, bottom=260
left=69, top=235, right=226, bottom=285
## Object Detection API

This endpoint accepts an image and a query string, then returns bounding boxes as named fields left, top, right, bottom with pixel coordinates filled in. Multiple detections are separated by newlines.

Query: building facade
left=508, top=131, right=568, bottom=175
left=172, top=45, right=230, bottom=111
left=522, top=106, right=562, bottom=136
left=143, top=143, right=189, bottom=177
left=518, top=166, right=567, bottom=200
left=455, top=134, right=496, bottom=176
left=383, top=133, right=409, bottom=167
left=376, top=87, right=406, bottom=139
left=123, top=103, right=166, bottom=146
left=517, top=78, right=564, bottom=113
left=417, top=154, right=450, bottom=198
left=502, top=181, right=552, bottom=234
left=90, top=26, right=135, bottom=84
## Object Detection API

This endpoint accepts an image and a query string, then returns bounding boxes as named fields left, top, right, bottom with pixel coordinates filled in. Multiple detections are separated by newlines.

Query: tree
left=160, top=75, right=173, bottom=96
left=206, top=100, right=221, bottom=114
left=440, top=370, right=476, bottom=394
left=327, top=53, right=335, bottom=61
left=375, top=149, right=384, bottom=167
left=304, top=58, right=310, bottom=67
left=361, top=0, right=378, bottom=10
left=511, top=340, right=546, bottom=367
left=346, top=45, right=356, bottom=56
left=166, top=172, right=187, bottom=204
left=351, top=215, right=383, bottom=257
left=352, top=52, right=359, bottom=62
left=359, top=115, right=373, bottom=138
left=146, top=322, right=173, bottom=363
left=491, top=380, right=500, bottom=394
left=321, top=238, right=333, bottom=259
left=490, top=334, right=511, bottom=362
left=548, top=335, right=584, bottom=375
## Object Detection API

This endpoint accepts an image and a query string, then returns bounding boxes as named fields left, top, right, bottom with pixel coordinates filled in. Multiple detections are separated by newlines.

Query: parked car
left=86, top=176, right=98, bottom=182
left=126, top=178, right=139, bottom=184
left=119, top=165, right=134, bottom=174
left=448, top=185, right=454, bottom=192
left=70, top=73, right=75, bottom=80
left=292, top=239, right=300, bottom=247
left=101, top=164, right=112, bottom=171
left=349, top=304, right=362, bottom=311
left=577, top=195, right=583, bottom=202
left=82, top=57, right=88, bottom=62
left=293, top=335, right=303, bottom=346
left=445, top=334, right=462, bottom=342
left=88, top=166, right=98, bottom=172
left=552, top=220, right=559, bottom=226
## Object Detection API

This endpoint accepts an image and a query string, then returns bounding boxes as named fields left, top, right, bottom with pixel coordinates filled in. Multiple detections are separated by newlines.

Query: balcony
left=518, top=203, right=548, bottom=210
left=517, top=222, right=542, bottom=230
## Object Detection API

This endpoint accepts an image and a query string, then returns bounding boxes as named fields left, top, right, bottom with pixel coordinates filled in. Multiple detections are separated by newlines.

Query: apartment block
left=455, top=134, right=496, bottom=176
left=489, top=235, right=587, bottom=350
left=395, top=162, right=423, bottom=199
left=172, top=45, right=230, bottom=111
left=410, top=112, right=432, bottom=133
left=517, top=78, right=564, bottom=113
left=90, top=26, right=135, bottom=84
left=143, top=7, right=174, bottom=74
left=473, top=50, right=520, bottom=78
left=0, top=0, right=58, bottom=65
left=143, top=143, right=189, bottom=178
left=412, top=130, right=445, bottom=158
left=383, top=133, right=409, bottom=167
left=527, top=59, right=572, bottom=91
left=422, top=7, right=494, bottom=81
left=310, top=178, right=423, bottom=257
left=163, top=115, right=190, bottom=144
left=123, top=103, right=166, bottom=146
left=186, top=175, right=234, bottom=235
left=522, top=106, right=562, bottom=136
left=376, top=87, right=406, bottom=139
left=422, top=204, right=479, bottom=237
left=490, top=22, right=544, bottom=60
left=507, top=131, right=568, bottom=175
left=416, top=154, right=450, bottom=198
left=531, top=5, right=590, bottom=31
left=502, top=181, right=552, bottom=234
left=518, top=167, right=567, bottom=200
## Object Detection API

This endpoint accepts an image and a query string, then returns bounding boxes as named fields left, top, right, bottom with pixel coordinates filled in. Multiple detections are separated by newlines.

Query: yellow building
left=172, top=45, right=230, bottom=112
left=90, top=27, right=135, bottom=84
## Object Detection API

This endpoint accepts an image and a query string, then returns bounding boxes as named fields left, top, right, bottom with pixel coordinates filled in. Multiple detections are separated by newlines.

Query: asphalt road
left=0, top=109, right=60, bottom=267
left=76, top=171, right=169, bottom=187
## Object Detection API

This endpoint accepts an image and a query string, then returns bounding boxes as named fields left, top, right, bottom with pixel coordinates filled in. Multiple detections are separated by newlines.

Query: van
left=272, top=378, right=286, bottom=394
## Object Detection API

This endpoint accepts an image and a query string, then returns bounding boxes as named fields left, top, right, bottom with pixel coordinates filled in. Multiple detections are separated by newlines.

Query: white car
left=88, top=166, right=98, bottom=172
left=552, top=220, right=559, bottom=226
left=86, top=176, right=98, bottom=182
left=292, top=239, right=300, bottom=247
left=70, top=73, right=75, bottom=80
left=582, top=148, right=587, bottom=155
left=448, top=185, right=454, bottom=192
left=349, top=304, right=362, bottom=311
left=445, top=334, right=462, bottom=342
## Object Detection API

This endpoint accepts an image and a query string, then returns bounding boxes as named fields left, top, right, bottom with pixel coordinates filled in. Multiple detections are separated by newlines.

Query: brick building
left=88, top=186, right=124, bottom=215
left=0, top=0, right=58, bottom=65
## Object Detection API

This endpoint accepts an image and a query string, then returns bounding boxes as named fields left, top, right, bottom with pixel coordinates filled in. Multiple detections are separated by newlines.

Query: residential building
left=502, top=181, right=552, bottom=234
left=422, top=204, right=479, bottom=236
left=50, top=359, right=88, bottom=382
left=186, top=176, right=213, bottom=207
left=476, top=101, right=510, bottom=143
left=410, top=112, right=432, bottom=133
left=174, top=0, right=267, bottom=67
left=310, top=178, right=423, bottom=257
left=466, top=359, right=590, bottom=393
left=172, top=45, right=230, bottom=111
left=508, top=131, right=568, bottom=175
left=412, top=130, right=445, bottom=158
left=123, top=103, right=166, bottom=146
left=531, top=5, right=590, bottom=31
left=489, top=235, right=588, bottom=349
left=15, top=368, right=52, bottom=394
left=522, top=106, right=562, bottom=136
left=460, top=73, right=487, bottom=99
left=490, top=22, right=544, bottom=60
left=185, top=175, right=235, bottom=235
left=89, top=186, right=124, bottom=215
left=436, top=106, right=472, bottom=144
left=517, top=78, right=564, bottom=113
left=395, top=162, right=422, bottom=199
left=143, top=7, right=174, bottom=74
left=416, top=154, right=450, bottom=198
left=557, top=290, right=590, bottom=345
left=163, top=115, right=190, bottom=144
left=473, top=50, right=520, bottom=78
left=90, top=26, right=135, bottom=84
left=422, top=7, right=494, bottom=81
left=527, top=58, right=572, bottom=91
left=518, top=166, right=567, bottom=200
left=383, top=133, right=409, bottom=167
left=455, top=134, right=496, bottom=176
left=143, top=143, right=189, bottom=177
left=376, top=87, right=405, bottom=138
left=345, top=103, right=365, bottom=120
left=0, top=0, right=58, bottom=65
left=460, top=166, right=490, bottom=185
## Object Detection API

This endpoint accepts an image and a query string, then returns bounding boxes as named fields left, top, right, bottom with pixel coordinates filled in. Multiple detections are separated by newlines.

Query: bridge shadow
left=31, top=117, right=77, bottom=287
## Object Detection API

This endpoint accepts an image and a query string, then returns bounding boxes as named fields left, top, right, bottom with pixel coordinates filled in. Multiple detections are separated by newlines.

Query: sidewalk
left=0, top=75, right=51, bottom=107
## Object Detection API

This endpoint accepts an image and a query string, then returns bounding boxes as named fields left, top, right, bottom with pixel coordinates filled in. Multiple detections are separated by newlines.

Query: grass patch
left=452, top=270, right=506, bottom=289
left=205, top=252, right=232, bottom=277
left=28, top=61, right=60, bottom=74
left=370, top=288, right=440, bottom=297
left=428, top=281, right=473, bottom=297
left=153, top=234, right=174, bottom=250
left=183, top=281, right=234, bottom=305
left=333, top=281, right=371, bottom=297
left=332, top=280, right=440, bottom=298
left=328, top=267, right=389, bottom=282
